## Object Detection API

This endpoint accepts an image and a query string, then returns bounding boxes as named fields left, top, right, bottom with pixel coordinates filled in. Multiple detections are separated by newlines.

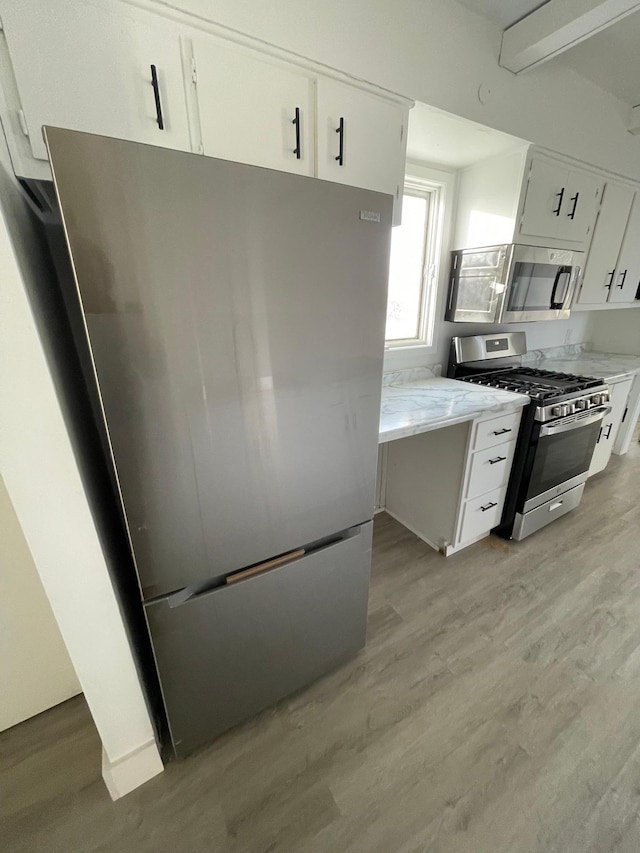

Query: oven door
left=502, top=245, right=583, bottom=323
left=521, top=407, right=610, bottom=512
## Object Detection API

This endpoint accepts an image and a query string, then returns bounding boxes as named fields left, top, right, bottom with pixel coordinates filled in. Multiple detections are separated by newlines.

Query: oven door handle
left=539, top=406, right=611, bottom=437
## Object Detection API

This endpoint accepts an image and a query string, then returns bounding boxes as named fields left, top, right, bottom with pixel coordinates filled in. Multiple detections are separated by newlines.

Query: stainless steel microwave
left=445, top=244, right=584, bottom=324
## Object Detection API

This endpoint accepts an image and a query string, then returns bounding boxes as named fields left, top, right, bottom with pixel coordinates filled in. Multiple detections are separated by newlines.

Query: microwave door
left=504, top=260, right=576, bottom=321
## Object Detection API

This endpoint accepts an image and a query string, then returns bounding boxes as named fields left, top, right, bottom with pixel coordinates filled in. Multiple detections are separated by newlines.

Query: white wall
left=0, top=475, right=81, bottom=731
left=156, top=0, right=640, bottom=180
left=590, top=309, right=640, bottom=355
left=0, top=135, right=162, bottom=797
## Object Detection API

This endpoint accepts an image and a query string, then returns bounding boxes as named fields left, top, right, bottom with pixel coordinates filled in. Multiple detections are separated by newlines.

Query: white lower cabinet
left=383, top=409, right=523, bottom=556
left=458, top=487, right=507, bottom=545
left=588, top=377, right=634, bottom=477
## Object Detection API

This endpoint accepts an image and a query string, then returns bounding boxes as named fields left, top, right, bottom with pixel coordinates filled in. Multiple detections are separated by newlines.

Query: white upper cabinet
left=0, top=0, right=191, bottom=163
left=609, top=193, right=640, bottom=304
left=577, top=184, right=640, bottom=308
left=577, top=183, right=634, bottom=305
left=189, top=38, right=314, bottom=176
left=518, top=156, right=602, bottom=248
left=0, top=0, right=412, bottom=212
left=316, top=78, right=407, bottom=216
left=454, top=148, right=603, bottom=254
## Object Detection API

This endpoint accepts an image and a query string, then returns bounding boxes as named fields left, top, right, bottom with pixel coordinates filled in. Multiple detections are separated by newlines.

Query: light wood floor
left=2, top=436, right=639, bottom=852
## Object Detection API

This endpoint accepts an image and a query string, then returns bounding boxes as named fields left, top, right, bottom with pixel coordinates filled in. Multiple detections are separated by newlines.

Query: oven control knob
left=591, top=394, right=604, bottom=406
left=553, top=404, right=570, bottom=417
left=574, top=399, right=589, bottom=410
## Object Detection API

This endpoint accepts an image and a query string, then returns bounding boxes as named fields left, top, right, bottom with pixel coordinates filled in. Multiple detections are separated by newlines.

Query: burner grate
left=460, top=366, right=604, bottom=402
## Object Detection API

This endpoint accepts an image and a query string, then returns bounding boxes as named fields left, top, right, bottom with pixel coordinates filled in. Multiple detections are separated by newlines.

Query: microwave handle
left=550, top=265, right=571, bottom=309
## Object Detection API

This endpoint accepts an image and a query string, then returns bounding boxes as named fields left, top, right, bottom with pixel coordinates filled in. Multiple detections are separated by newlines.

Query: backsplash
left=382, top=365, right=442, bottom=386
left=522, top=343, right=591, bottom=364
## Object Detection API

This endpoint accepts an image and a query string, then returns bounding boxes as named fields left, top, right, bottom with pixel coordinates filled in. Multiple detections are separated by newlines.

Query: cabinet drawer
left=472, top=411, right=521, bottom=452
left=458, top=487, right=506, bottom=545
left=466, top=440, right=516, bottom=500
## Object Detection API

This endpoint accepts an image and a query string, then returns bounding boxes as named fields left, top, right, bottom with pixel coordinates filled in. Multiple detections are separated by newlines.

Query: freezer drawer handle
left=292, top=107, right=301, bottom=159
left=493, top=427, right=512, bottom=435
left=488, top=456, right=507, bottom=464
left=335, top=117, right=345, bottom=166
left=480, top=501, right=498, bottom=512
left=226, top=548, right=306, bottom=585
left=150, top=65, right=164, bottom=130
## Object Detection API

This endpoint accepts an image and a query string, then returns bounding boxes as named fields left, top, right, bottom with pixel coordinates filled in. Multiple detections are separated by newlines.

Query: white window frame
left=384, top=163, right=456, bottom=370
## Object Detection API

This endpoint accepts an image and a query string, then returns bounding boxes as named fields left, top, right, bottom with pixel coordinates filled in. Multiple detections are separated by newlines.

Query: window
left=385, top=179, right=440, bottom=348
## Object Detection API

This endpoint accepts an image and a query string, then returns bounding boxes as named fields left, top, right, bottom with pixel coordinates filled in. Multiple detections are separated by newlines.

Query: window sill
left=383, top=341, right=440, bottom=371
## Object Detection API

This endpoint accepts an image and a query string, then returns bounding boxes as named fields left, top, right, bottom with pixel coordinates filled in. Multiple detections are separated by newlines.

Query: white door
left=0, top=477, right=80, bottom=731
left=519, top=158, right=570, bottom=241
left=561, top=169, right=603, bottom=246
left=578, top=182, right=634, bottom=305
left=610, top=192, right=640, bottom=303
left=190, top=38, right=314, bottom=176
left=316, top=78, right=406, bottom=216
left=588, top=378, right=634, bottom=477
left=519, top=157, right=601, bottom=248
left=1, top=0, right=191, bottom=161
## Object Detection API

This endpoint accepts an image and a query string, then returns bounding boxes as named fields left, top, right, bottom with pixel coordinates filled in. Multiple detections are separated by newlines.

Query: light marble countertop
left=379, top=377, right=529, bottom=443
left=525, top=350, right=640, bottom=383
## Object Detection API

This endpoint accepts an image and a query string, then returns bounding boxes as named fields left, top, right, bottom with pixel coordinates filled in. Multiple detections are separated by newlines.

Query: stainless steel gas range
left=449, top=332, right=610, bottom=541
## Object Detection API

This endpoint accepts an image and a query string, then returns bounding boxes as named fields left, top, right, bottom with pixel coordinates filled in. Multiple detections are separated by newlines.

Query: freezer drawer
left=145, top=523, right=372, bottom=757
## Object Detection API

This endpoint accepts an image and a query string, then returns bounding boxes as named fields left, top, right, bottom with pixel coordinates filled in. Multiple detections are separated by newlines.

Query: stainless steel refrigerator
left=43, top=126, right=392, bottom=757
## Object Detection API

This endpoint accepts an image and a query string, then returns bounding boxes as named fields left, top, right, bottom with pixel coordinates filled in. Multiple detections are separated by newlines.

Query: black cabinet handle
left=493, top=428, right=512, bottom=435
left=622, top=405, right=628, bottom=424
left=604, top=423, right=613, bottom=440
left=605, top=270, right=615, bottom=290
left=480, top=501, right=498, bottom=512
left=488, top=456, right=507, bottom=464
left=617, top=269, right=627, bottom=289
left=568, top=192, right=579, bottom=220
left=150, top=64, right=164, bottom=130
left=335, top=117, right=344, bottom=166
left=596, top=426, right=603, bottom=444
left=292, top=107, right=301, bottom=159
left=552, top=188, right=565, bottom=216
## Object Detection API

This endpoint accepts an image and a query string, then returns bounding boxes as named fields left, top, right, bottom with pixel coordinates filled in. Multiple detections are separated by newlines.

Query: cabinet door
left=519, top=158, right=570, bottom=241
left=609, top=192, right=640, bottom=304
left=316, top=78, right=406, bottom=219
left=2, top=0, right=191, bottom=162
left=578, top=182, right=634, bottom=305
left=519, top=157, right=601, bottom=248
left=588, top=378, right=633, bottom=477
left=562, top=168, right=603, bottom=246
left=191, top=38, right=314, bottom=176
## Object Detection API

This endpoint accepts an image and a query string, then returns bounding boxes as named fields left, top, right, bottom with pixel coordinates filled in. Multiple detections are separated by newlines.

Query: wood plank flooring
left=2, top=435, right=639, bottom=852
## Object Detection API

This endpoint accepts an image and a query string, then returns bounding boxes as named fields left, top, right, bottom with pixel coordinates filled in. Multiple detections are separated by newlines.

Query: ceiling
left=406, top=103, right=526, bottom=169
left=456, top=0, right=549, bottom=29
left=457, top=0, right=640, bottom=107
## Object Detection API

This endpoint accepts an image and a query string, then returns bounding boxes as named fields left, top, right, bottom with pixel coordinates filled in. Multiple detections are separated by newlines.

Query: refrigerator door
left=145, top=522, right=372, bottom=757
left=44, top=127, right=392, bottom=599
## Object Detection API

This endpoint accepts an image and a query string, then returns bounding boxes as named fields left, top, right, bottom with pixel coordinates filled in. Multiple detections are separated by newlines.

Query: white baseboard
left=102, top=738, right=164, bottom=800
